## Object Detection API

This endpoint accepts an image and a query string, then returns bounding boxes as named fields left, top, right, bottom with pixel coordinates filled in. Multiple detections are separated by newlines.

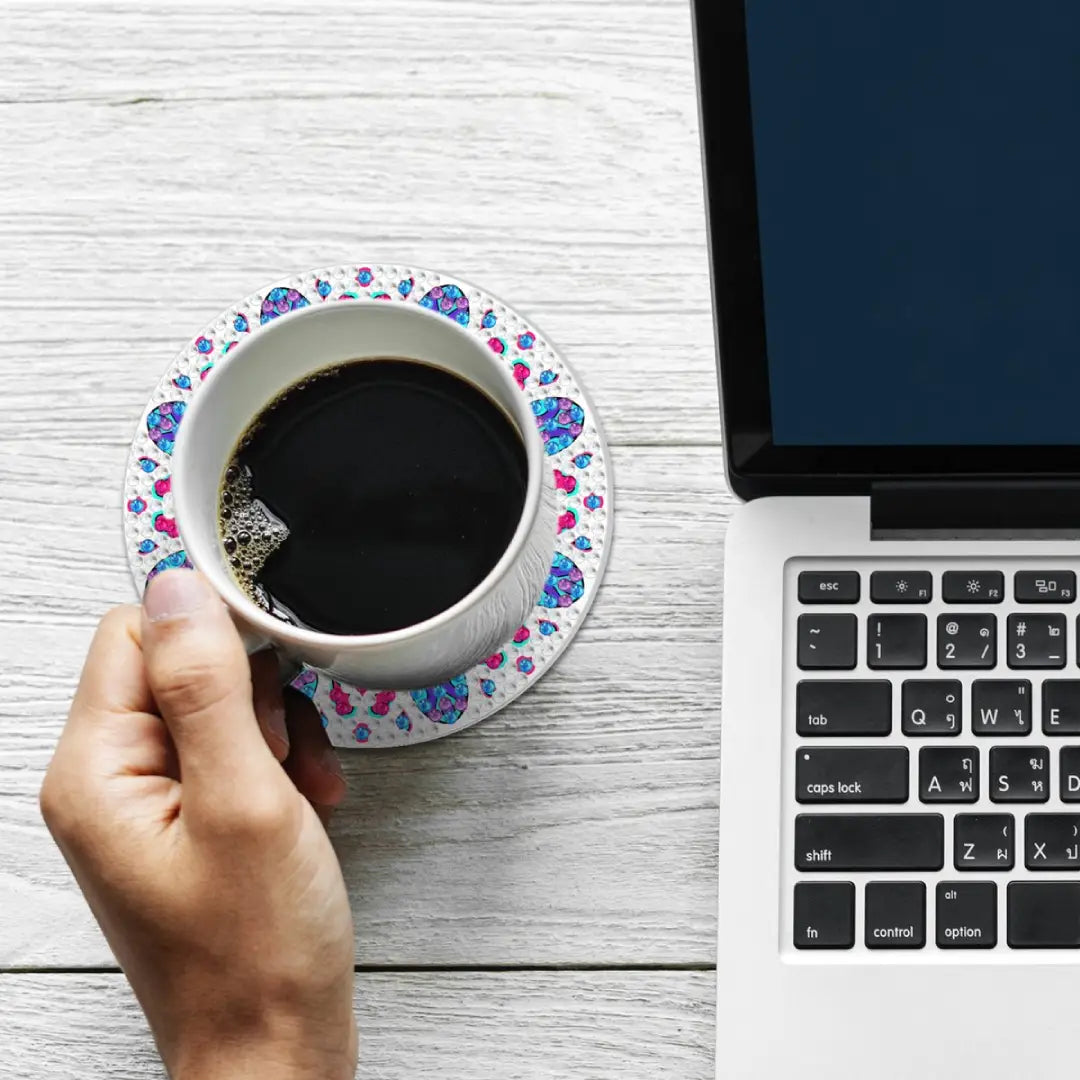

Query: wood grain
left=0, top=443, right=729, bottom=968
left=0, top=0, right=724, bottom=1073
left=0, top=971, right=715, bottom=1080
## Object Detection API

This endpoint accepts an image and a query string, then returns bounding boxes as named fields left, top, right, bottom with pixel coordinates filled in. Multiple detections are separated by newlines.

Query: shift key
left=796, top=748, right=909, bottom=803
left=796, top=814, right=944, bottom=871
left=796, top=681, right=892, bottom=736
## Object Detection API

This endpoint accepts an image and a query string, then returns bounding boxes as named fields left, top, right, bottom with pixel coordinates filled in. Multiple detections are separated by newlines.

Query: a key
left=936, top=882, right=997, bottom=949
left=990, top=746, right=1050, bottom=803
left=1008, top=883, right=1080, bottom=948
left=867, top=614, right=927, bottom=669
left=901, top=680, right=962, bottom=736
left=865, top=882, right=925, bottom=949
left=794, top=814, right=944, bottom=871
left=793, top=882, right=854, bottom=949
left=795, top=748, right=908, bottom=804
left=943, top=570, right=1004, bottom=604
left=1024, top=814, right=1080, bottom=870
left=1007, top=614, right=1066, bottom=669
left=954, top=814, right=1014, bottom=870
left=1043, top=681, right=1080, bottom=734
left=1015, top=571, right=1076, bottom=604
left=798, top=571, right=860, bottom=604
left=937, top=614, right=996, bottom=669
left=919, top=747, right=979, bottom=803
left=1061, top=747, right=1080, bottom=802
left=971, top=680, right=1031, bottom=736
left=795, top=681, right=892, bottom=736
left=870, top=570, right=932, bottom=603
left=797, top=614, right=857, bottom=670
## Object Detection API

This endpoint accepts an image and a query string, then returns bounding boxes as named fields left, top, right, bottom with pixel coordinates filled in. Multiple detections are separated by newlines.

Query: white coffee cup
left=172, top=299, right=558, bottom=689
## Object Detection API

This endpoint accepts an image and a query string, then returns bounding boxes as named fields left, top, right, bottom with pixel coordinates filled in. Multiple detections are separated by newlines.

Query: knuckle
left=150, top=655, right=245, bottom=719
left=232, top=791, right=292, bottom=836
left=39, top=767, right=76, bottom=837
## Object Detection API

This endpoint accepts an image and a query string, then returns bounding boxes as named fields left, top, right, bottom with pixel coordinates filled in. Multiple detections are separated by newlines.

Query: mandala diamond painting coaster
left=123, top=265, right=612, bottom=748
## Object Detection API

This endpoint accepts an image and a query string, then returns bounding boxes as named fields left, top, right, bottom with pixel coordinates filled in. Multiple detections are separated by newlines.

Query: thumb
left=141, top=569, right=280, bottom=806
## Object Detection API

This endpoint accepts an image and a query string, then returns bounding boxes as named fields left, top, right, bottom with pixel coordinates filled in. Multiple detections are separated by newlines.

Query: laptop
left=694, top=2, right=1080, bottom=1076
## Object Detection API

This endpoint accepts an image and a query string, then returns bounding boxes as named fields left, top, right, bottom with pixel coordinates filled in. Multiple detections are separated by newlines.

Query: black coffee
left=219, top=358, right=528, bottom=635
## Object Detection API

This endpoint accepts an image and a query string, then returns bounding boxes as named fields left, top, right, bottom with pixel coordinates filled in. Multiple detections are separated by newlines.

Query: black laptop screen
left=746, top=1, right=1080, bottom=447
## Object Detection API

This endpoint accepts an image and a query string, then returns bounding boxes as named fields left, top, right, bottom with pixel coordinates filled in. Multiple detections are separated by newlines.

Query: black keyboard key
left=1015, top=571, right=1076, bottom=604
left=867, top=614, right=927, bottom=669
left=795, top=748, right=908, bottom=804
left=942, top=570, right=1004, bottom=604
left=938, top=614, right=996, bottom=669
left=971, top=680, right=1031, bottom=736
left=1043, top=681, right=1080, bottom=735
left=798, top=614, right=857, bottom=670
left=865, top=882, right=925, bottom=949
left=795, top=681, right=892, bottom=736
left=954, top=814, right=1014, bottom=870
left=870, top=570, right=932, bottom=604
left=1008, top=883, right=1080, bottom=948
left=937, top=882, right=997, bottom=948
left=919, top=747, right=978, bottom=803
left=1024, top=814, right=1080, bottom=870
left=1007, top=614, right=1066, bottom=669
left=793, top=882, right=854, bottom=949
left=901, top=680, right=962, bottom=736
left=798, top=571, right=860, bottom=604
left=990, top=746, right=1050, bottom=803
left=795, top=814, right=944, bottom=871
left=1061, top=747, right=1080, bottom=802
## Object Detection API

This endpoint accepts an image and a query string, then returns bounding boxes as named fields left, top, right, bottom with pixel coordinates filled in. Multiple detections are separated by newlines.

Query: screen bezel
left=692, top=0, right=1080, bottom=499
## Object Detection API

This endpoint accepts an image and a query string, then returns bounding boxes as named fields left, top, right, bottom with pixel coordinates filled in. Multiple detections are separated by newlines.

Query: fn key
left=794, top=882, right=854, bottom=949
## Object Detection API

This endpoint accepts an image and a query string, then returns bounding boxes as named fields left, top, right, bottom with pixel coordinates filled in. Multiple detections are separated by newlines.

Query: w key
left=971, top=680, right=1031, bottom=736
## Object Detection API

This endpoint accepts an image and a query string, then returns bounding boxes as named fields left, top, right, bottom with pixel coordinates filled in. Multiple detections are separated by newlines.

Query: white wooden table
left=0, top=4, right=729, bottom=1075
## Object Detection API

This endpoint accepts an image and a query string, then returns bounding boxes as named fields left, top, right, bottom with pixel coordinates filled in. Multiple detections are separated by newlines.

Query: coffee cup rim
left=172, top=298, right=546, bottom=651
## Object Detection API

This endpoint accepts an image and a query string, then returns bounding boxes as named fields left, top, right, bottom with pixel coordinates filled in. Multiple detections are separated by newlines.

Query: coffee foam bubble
left=218, top=462, right=291, bottom=617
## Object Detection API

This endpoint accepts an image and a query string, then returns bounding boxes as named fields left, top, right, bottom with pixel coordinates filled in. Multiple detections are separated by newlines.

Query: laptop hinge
left=871, top=480, right=1080, bottom=538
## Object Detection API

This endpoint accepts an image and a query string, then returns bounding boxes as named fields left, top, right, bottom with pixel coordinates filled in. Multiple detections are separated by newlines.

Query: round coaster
left=123, top=265, right=612, bottom=748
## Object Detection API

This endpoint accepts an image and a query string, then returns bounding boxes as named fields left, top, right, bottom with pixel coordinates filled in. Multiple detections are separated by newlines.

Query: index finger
left=71, top=605, right=155, bottom=718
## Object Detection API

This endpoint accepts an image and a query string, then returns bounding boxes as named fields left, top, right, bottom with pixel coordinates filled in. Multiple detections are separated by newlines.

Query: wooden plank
left=0, top=970, right=715, bottom=1080
left=0, top=0, right=728, bottom=981
left=0, top=445, right=729, bottom=968
left=0, top=0, right=719, bottom=449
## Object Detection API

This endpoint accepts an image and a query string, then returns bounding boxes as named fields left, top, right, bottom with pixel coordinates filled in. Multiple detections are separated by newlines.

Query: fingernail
left=143, top=569, right=215, bottom=623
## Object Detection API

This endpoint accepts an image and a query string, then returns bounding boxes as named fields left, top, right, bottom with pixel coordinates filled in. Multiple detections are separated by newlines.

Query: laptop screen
left=747, top=1, right=1080, bottom=447
left=696, top=0, right=1080, bottom=490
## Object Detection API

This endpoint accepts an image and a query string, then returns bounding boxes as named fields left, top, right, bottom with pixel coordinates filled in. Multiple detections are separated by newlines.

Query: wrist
left=174, top=1044, right=354, bottom=1080
left=170, top=1022, right=356, bottom=1080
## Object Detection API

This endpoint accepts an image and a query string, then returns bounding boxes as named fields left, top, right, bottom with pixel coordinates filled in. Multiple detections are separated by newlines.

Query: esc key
left=799, top=571, right=860, bottom=604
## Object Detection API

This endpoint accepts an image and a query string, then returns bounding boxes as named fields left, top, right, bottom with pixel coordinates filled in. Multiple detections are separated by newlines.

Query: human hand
left=40, top=569, right=357, bottom=1080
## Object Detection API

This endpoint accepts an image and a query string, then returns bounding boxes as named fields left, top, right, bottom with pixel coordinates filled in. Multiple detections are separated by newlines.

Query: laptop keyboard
left=786, top=561, right=1080, bottom=954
